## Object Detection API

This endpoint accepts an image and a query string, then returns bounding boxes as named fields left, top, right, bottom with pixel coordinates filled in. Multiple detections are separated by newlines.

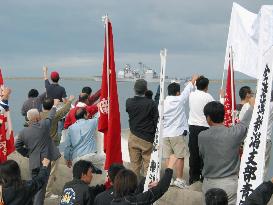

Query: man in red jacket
left=64, top=93, right=98, bottom=129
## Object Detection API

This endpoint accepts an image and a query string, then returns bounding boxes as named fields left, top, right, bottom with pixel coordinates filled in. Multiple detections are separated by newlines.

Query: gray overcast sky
left=0, top=0, right=271, bottom=78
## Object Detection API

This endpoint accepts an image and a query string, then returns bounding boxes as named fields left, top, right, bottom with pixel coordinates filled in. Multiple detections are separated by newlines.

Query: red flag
left=98, top=20, right=122, bottom=170
left=0, top=69, right=15, bottom=163
left=224, top=59, right=237, bottom=127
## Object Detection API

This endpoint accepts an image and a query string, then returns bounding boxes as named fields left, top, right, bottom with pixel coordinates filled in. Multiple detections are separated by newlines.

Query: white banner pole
left=144, top=48, right=167, bottom=193
left=230, top=47, right=235, bottom=125
left=102, top=15, right=110, bottom=117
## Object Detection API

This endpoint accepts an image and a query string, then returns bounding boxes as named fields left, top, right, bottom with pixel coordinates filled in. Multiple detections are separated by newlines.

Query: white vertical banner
left=236, top=47, right=273, bottom=205
left=144, top=49, right=167, bottom=192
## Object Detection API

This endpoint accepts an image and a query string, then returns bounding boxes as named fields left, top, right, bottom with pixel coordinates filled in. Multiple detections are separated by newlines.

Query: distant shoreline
left=4, top=77, right=257, bottom=84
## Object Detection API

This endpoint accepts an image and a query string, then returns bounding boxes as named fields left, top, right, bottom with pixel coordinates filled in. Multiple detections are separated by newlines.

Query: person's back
left=45, top=81, right=66, bottom=102
left=43, top=66, right=67, bottom=102
left=199, top=125, right=245, bottom=178
left=187, top=75, right=213, bottom=185
left=199, top=101, right=254, bottom=205
left=199, top=101, right=253, bottom=178
left=163, top=81, right=195, bottom=137
left=188, top=90, right=214, bottom=127
left=64, top=108, right=98, bottom=164
left=21, top=89, right=46, bottom=116
left=16, top=108, right=60, bottom=170
left=126, top=96, right=158, bottom=142
left=66, top=117, right=97, bottom=159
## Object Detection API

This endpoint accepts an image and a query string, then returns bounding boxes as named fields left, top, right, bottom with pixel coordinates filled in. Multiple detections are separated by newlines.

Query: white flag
left=236, top=47, right=273, bottom=205
left=224, top=3, right=273, bottom=79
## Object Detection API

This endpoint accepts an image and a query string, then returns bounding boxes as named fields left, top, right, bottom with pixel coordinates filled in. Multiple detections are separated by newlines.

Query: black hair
left=239, top=86, right=252, bottom=100
left=43, top=97, right=54, bottom=110
left=114, top=169, right=138, bottom=198
left=196, top=76, right=209, bottom=91
left=73, top=160, right=93, bottom=179
left=78, top=93, right=89, bottom=103
left=108, top=164, right=125, bottom=183
left=203, top=101, right=225, bottom=123
left=0, top=160, right=22, bottom=189
left=75, top=108, right=87, bottom=120
left=145, top=90, right=153, bottom=99
left=82, top=87, right=92, bottom=95
left=168, top=83, right=180, bottom=96
left=134, top=79, right=147, bottom=95
left=28, top=89, right=39, bottom=98
left=205, top=188, right=228, bottom=205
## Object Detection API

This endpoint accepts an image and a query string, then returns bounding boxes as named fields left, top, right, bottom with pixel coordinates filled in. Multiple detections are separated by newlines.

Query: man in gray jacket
left=199, top=99, right=254, bottom=205
left=16, top=100, right=61, bottom=205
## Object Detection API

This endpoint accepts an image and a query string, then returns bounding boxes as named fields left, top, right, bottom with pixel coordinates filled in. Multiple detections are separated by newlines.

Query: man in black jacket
left=60, top=160, right=105, bottom=205
left=126, top=79, right=159, bottom=178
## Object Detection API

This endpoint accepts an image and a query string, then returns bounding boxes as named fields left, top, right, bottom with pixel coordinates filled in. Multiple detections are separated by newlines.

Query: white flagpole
left=230, top=46, right=235, bottom=125
left=143, top=49, right=167, bottom=195
left=103, top=15, right=110, bottom=117
left=158, top=48, right=167, bottom=179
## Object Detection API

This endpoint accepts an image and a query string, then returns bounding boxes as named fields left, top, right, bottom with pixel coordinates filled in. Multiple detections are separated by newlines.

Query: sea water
left=5, top=79, right=273, bottom=178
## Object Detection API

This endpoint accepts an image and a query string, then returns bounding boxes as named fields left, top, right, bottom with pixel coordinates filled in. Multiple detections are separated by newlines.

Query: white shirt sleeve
left=178, top=82, right=194, bottom=103
left=239, top=103, right=250, bottom=121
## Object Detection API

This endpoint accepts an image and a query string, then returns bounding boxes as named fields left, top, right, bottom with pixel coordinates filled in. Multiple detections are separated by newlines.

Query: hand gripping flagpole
left=144, top=49, right=167, bottom=194
left=102, top=15, right=110, bottom=118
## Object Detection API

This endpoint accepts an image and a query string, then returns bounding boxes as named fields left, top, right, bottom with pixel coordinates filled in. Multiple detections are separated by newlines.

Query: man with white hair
left=16, top=100, right=61, bottom=205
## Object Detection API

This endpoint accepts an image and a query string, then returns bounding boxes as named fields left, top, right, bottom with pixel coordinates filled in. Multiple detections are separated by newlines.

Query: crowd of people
left=0, top=67, right=273, bottom=205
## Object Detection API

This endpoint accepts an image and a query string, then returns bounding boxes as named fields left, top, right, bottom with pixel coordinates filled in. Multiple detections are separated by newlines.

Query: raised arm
left=43, top=66, right=48, bottom=81
left=133, top=155, right=177, bottom=204
left=43, top=66, right=51, bottom=91
left=86, top=104, right=98, bottom=118
left=244, top=179, right=273, bottom=205
left=44, top=100, right=58, bottom=129
left=178, top=74, right=198, bottom=102
left=88, top=89, right=101, bottom=105
left=55, top=95, right=74, bottom=121
left=28, top=158, right=50, bottom=195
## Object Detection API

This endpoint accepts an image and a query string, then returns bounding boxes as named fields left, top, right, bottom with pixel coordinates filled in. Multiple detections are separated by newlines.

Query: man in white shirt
left=236, top=86, right=253, bottom=118
left=188, top=76, right=214, bottom=185
left=163, top=75, right=198, bottom=188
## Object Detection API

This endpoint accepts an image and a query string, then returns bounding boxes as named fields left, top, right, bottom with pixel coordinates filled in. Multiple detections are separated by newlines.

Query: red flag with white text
left=98, top=20, right=122, bottom=169
left=0, top=69, right=15, bottom=163
left=224, top=59, right=237, bottom=127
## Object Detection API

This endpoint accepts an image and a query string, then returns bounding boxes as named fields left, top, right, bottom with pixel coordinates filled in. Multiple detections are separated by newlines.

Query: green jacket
left=40, top=101, right=72, bottom=145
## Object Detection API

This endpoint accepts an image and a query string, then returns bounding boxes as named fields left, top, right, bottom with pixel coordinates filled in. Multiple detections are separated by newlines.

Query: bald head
left=27, top=109, right=40, bottom=122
